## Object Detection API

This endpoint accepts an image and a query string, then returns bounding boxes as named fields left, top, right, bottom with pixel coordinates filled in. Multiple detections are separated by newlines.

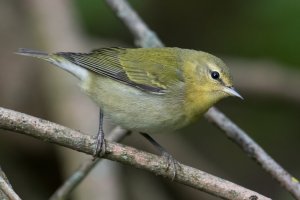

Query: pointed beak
left=223, top=86, right=244, bottom=100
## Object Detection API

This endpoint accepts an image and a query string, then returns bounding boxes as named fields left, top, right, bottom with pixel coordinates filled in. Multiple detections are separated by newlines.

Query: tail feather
left=16, top=48, right=88, bottom=80
left=16, top=48, right=50, bottom=60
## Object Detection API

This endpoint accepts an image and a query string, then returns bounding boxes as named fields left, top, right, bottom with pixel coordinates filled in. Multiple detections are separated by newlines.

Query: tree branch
left=205, top=108, right=300, bottom=198
left=49, top=127, right=129, bottom=200
left=105, top=0, right=163, bottom=48
left=105, top=0, right=300, bottom=199
left=0, top=167, right=21, bottom=200
left=0, top=107, right=270, bottom=200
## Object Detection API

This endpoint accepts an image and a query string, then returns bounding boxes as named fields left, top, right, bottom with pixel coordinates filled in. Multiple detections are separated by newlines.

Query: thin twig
left=0, top=167, right=9, bottom=200
left=0, top=107, right=271, bottom=200
left=205, top=107, right=300, bottom=198
left=105, top=0, right=163, bottom=48
left=105, top=0, right=300, bottom=199
left=49, top=127, right=129, bottom=200
left=0, top=167, right=21, bottom=200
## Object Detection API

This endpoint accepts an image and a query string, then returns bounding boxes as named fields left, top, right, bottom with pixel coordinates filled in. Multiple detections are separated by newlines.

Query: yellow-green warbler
left=17, top=47, right=242, bottom=177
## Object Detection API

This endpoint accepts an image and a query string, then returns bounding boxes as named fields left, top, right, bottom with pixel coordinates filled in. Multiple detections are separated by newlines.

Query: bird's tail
left=16, top=48, right=52, bottom=62
left=16, top=48, right=88, bottom=80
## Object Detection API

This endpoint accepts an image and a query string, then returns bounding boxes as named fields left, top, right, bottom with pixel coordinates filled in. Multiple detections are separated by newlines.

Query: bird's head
left=182, top=50, right=243, bottom=115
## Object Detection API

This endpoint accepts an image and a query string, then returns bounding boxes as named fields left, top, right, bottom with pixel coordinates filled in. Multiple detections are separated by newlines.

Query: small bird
left=17, top=47, right=242, bottom=178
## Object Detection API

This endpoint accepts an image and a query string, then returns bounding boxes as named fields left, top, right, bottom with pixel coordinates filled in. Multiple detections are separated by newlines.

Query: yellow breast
left=182, top=61, right=216, bottom=123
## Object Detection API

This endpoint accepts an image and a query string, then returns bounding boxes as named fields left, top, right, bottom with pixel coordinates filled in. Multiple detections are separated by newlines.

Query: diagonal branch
left=0, top=167, right=21, bottom=200
left=49, top=127, right=129, bottom=200
left=105, top=0, right=163, bottom=48
left=105, top=0, right=300, bottom=199
left=0, top=107, right=271, bottom=200
left=205, top=107, right=300, bottom=198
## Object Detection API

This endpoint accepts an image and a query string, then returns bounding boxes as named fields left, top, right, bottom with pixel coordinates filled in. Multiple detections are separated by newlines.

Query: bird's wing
left=56, top=47, right=184, bottom=94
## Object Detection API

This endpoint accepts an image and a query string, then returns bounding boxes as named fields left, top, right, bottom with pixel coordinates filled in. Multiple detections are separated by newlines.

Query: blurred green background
left=0, top=0, right=299, bottom=199
left=76, top=0, right=300, bottom=67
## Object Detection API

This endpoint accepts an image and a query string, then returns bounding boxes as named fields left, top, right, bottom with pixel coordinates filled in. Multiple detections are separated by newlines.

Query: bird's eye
left=211, top=71, right=220, bottom=80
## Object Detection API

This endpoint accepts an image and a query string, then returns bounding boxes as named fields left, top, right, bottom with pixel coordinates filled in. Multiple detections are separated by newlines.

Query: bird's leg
left=140, top=132, right=179, bottom=180
left=93, top=109, right=106, bottom=159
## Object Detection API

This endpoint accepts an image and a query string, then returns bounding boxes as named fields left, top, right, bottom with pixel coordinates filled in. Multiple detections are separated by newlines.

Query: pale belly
left=80, top=74, right=187, bottom=133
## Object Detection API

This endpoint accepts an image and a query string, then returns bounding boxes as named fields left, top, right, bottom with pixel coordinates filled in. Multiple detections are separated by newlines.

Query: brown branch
left=205, top=107, right=300, bottom=198
left=105, top=0, right=163, bottom=48
left=0, top=107, right=271, bottom=200
left=0, top=167, right=21, bottom=200
left=105, top=0, right=300, bottom=199
left=49, top=127, right=129, bottom=200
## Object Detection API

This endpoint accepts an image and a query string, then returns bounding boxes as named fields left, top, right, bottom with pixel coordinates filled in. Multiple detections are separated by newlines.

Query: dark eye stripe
left=218, top=78, right=226, bottom=86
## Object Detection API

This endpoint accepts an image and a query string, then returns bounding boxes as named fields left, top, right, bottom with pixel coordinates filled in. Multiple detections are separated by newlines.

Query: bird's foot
left=139, top=132, right=180, bottom=180
left=93, top=134, right=106, bottom=160
left=92, top=109, right=106, bottom=160
left=162, top=151, right=180, bottom=181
